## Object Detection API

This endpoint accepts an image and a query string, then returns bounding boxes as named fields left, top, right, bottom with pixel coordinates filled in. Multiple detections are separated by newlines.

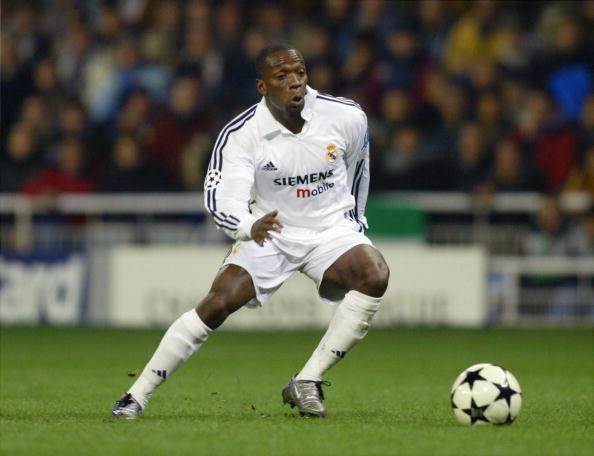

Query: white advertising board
left=108, top=244, right=487, bottom=329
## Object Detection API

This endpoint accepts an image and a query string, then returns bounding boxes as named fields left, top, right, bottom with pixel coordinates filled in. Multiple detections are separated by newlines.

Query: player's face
left=258, top=50, right=308, bottom=118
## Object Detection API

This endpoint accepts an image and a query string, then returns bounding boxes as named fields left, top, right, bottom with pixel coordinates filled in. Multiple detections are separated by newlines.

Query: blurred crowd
left=1, top=0, right=593, bottom=200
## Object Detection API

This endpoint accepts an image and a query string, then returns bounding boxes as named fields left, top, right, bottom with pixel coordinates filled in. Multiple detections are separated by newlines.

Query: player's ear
left=257, top=79, right=266, bottom=96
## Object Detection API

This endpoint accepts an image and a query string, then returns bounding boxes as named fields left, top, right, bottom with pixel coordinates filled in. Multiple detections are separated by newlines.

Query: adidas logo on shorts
left=261, top=161, right=278, bottom=171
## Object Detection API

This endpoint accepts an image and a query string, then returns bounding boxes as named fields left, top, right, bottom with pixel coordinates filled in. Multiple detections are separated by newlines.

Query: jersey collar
left=257, top=85, right=318, bottom=138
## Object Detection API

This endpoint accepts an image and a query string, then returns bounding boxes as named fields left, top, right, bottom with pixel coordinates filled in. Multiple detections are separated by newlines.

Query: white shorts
left=222, top=220, right=373, bottom=307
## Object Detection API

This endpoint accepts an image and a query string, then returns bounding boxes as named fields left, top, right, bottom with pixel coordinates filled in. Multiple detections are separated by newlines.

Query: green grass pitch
left=1, top=327, right=592, bottom=455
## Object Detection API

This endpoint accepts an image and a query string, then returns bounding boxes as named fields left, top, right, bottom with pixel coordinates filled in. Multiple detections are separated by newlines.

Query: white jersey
left=203, top=86, right=370, bottom=241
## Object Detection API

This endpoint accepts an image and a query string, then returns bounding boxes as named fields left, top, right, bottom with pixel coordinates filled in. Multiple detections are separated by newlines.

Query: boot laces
left=300, top=380, right=331, bottom=402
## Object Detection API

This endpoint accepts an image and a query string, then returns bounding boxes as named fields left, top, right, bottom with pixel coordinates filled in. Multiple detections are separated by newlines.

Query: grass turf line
left=1, top=327, right=593, bottom=456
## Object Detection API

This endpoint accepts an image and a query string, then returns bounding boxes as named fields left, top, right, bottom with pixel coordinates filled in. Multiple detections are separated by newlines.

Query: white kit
left=204, top=86, right=373, bottom=305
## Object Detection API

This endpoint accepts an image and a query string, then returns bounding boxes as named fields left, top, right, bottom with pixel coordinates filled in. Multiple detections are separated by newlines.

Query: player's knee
left=356, top=260, right=390, bottom=297
left=197, top=291, right=237, bottom=328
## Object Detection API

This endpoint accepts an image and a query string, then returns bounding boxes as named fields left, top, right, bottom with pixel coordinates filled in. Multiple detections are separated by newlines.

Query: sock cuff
left=180, top=309, right=212, bottom=339
left=345, top=290, right=382, bottom=312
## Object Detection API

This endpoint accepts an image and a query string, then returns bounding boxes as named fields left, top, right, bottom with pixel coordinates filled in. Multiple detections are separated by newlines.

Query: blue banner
left=0, top=252, right=87, bottom=325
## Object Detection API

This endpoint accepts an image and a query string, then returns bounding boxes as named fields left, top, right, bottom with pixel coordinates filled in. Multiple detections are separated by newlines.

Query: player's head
left=255, top=44, right=307, bottom=118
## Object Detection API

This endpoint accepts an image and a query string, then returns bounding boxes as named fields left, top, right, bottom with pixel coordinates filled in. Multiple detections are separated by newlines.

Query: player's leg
left=113, top=264, right=255, bottom=418
left=321, top=244, right=389, bottom=297
left=297, top=244, right=389, bottom=381
left=284, top=244, right=388, bottom=416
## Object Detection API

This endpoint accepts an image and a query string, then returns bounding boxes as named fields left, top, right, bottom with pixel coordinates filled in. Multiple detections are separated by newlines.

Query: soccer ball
left=450, top=363, right=522, bottom=426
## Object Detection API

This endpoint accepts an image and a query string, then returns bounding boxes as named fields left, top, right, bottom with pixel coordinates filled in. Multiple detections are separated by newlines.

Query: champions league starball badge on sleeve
left=204, top=169, right=223, bottom=190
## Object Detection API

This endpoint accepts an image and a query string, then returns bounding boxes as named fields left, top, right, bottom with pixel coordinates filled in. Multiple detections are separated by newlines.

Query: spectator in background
left=222, top=27, right=269, bottom=107
left=523, top=196, right=590, bottom=256
left=145, top=76, right=212, bottom=188
left=291, top=23, right=334, bottom=91
left=377, top=26, right=423, bottom=94
left=533, top=9, right=593, bottom=121
left=499, top=74, right=527, bottom=128
left=427, top=80, right=468, bottom=158
left=82, top=35, right=170, bottom=123
left=372, top=87, right=412, bottom=154
left=54, top=20, right=93, bottom=95
left=0, top=122, right=42, bottom=192
left=7, top=2, right=49, bottom=66
left=449, top=122, right=490, bottom=192
left=214, top=1, right=243, bottom=56
left=0, top=0, right=591, bottom=196
left=416, top=0, right=452, bottom=63
left=292, top=24, right=331, bottom=63
left=515, top=89, right=577, bottom=191
left=306, top=61, right=336, bottom=95
left=177, top=28, right=224, bottom=96
left=55, top=96, right=108, bottom=182
left=94, top=4, right=123, bottom=46
left=578, top=94, right=594, bottom=147
left=185, top=0, right=211, bottom=27
left=466, top=56, right=499, bottom=96
left=58, top=97, right=89, bottom=139
left=19, top=95, right=53, bottom=151
left=479, top=138, right=545, bottom=194
left=140, top=0, right=180, bottom=67
left=1, top=33, right=32, bottom=140
left=565, top=146, right=594, bottom=197
left=32, top=58, right=66, bottom=118
left=416, top=69, right=446, bottom=128
left=339, top=33, right=379, bottom=109
left=375, top=123, right=438, bottom=190
left=180, top=133, right=213, bottom=191
left=99, top=135, right=172, bottom=193
left=20, top=137, right=95, bottom=195
left=476, top=89, right=505, bottom=147
left=443, top=0, right=501, bottom=74
left=115, top=88, right=153, bottom=141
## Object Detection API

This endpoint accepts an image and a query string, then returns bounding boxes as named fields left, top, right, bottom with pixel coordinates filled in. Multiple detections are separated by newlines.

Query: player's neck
left=266, top=100, right=305, bottom=134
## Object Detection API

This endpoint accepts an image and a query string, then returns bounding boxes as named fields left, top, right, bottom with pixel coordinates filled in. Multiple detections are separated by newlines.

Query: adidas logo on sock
left=331, top=350, right=346, bottom=359
left=151, top=369, right=167, bottom=379
left=261, top=161, right=277, bottom=171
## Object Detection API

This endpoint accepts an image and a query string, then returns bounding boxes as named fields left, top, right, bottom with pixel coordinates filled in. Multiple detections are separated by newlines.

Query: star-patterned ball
left=451, top=363, right=522, bottom=426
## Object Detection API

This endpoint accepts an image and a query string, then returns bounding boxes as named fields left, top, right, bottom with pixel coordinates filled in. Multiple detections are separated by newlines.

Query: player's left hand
left=251, top=210, right=283, bottom=246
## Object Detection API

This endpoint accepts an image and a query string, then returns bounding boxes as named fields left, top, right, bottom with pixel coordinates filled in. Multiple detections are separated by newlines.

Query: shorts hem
left=222, top=258, right=268, bottom=307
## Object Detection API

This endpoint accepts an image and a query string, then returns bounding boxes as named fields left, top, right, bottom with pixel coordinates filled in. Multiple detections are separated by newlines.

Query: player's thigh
left=322, top=244, right=389, bottom=293
left=206, top=264, right=256, bottom=310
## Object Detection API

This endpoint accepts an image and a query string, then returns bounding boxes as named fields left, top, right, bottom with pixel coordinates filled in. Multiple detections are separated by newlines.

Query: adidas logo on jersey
left=261, top=161, right=277, bottom=171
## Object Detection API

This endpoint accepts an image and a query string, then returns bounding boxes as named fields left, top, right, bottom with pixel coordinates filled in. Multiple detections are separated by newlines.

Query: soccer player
left=112, top=44, right=390, bottom=419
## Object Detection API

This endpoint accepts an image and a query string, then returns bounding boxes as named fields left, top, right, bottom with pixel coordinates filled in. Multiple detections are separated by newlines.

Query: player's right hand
left=251, top=210, right=283, bottom=246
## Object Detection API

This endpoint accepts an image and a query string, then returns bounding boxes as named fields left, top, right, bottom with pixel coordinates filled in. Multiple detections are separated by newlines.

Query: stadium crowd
left=1, top=0, right=593, bottom=199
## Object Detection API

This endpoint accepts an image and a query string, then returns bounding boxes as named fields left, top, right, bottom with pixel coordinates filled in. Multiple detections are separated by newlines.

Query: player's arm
left=345, top=109, right=370, bottom=231
left=204, top=130, right=283, bottom=243
left=203, top=132, right=259, bottom=241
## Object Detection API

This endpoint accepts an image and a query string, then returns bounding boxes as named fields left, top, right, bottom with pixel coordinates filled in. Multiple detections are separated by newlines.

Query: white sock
left=128, top=309, right=211, bottom=408
left=296, top=290, right=382, bottom=382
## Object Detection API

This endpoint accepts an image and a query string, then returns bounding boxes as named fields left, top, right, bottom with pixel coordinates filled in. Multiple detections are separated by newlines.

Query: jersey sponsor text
left=296, top=181, right=335, bottom=198
left=274, top=169, right=334, bottom=186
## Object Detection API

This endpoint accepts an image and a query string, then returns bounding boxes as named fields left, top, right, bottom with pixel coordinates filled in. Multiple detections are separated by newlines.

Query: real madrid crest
left=326, top=143, right=340, bottom=162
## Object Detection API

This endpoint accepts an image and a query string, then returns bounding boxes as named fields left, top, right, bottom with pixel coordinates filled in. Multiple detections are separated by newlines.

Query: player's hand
left=251, top=210, right=283, bottom=246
